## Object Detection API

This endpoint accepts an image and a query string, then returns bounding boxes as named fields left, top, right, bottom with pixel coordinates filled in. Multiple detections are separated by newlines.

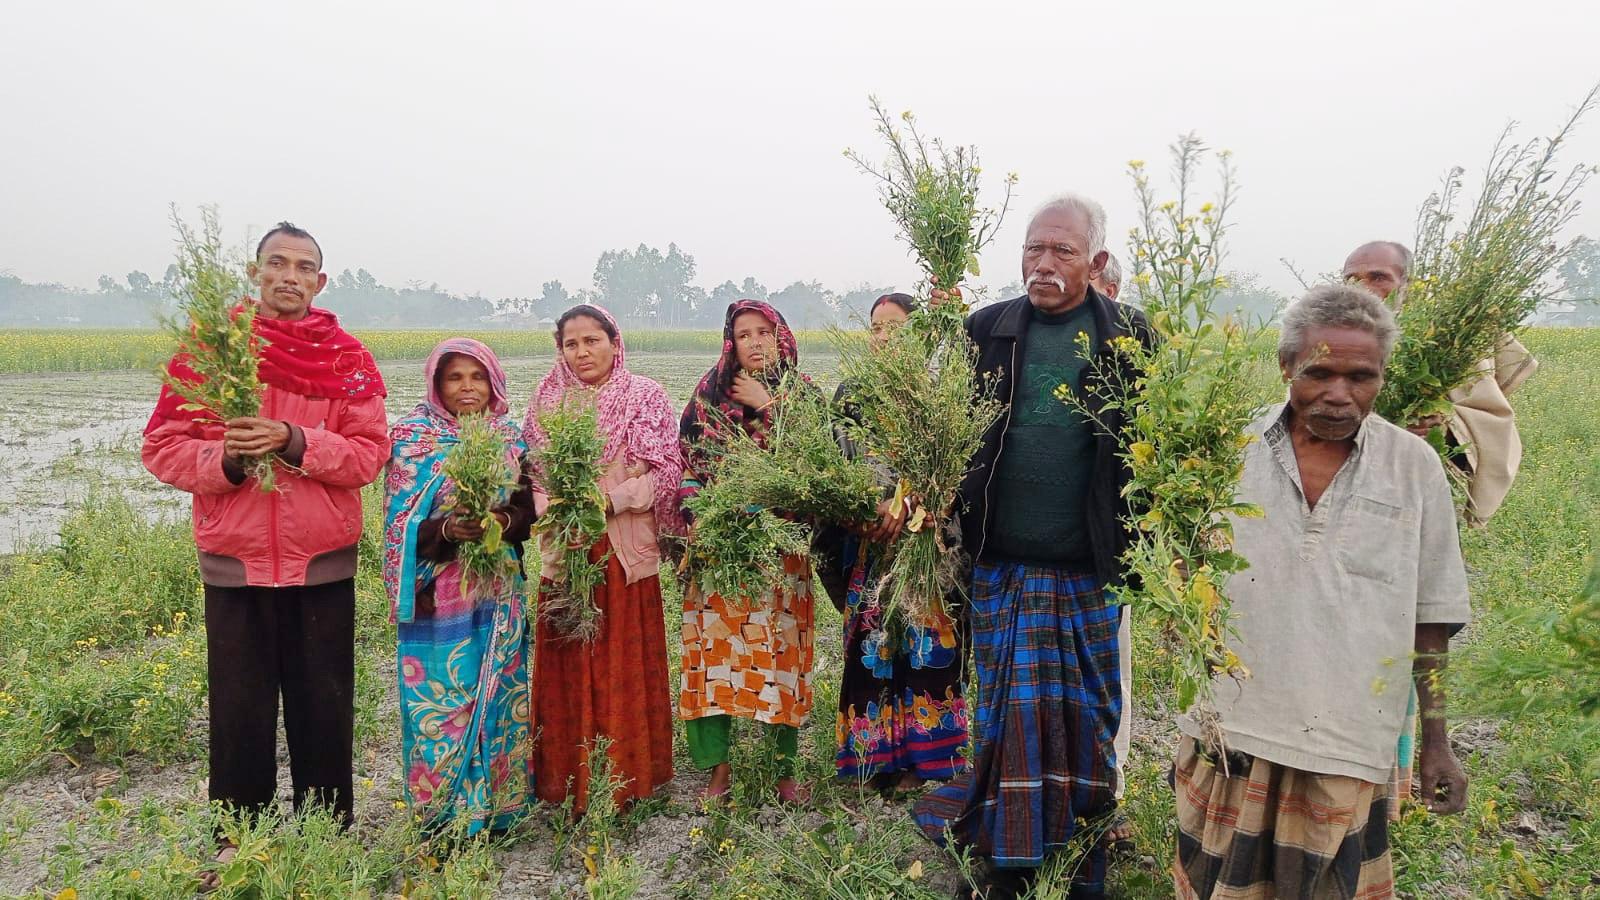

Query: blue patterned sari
left=382, top=338, right=534, bottom=835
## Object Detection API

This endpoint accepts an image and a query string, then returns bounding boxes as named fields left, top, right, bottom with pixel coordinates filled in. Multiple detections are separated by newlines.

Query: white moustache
left=1025, top=273, right=1067, bottom=292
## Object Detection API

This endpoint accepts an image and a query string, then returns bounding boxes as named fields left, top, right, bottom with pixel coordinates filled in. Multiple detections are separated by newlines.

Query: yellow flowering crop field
left=0, top=328, right=852, bottom=375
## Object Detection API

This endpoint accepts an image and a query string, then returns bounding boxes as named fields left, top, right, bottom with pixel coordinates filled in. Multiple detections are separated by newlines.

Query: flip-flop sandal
left=1104, top=814, right=1136, bottom=856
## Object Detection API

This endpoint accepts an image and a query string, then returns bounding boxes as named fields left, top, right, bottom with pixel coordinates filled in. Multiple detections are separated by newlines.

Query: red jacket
left=143, top=386, right=390, bottom=587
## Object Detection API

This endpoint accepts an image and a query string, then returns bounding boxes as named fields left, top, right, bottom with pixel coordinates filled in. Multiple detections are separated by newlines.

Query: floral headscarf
left=522, top=304, right=685, bottom=534
left=678, top=299, right=804, bottom=486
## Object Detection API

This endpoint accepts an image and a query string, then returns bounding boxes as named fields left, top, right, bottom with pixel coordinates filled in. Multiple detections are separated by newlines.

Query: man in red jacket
left=142, top=223, right=389, bottom=865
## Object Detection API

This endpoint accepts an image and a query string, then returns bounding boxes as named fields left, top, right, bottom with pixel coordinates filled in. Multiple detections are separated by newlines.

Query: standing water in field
left=0, top=353, right=840, bottom=554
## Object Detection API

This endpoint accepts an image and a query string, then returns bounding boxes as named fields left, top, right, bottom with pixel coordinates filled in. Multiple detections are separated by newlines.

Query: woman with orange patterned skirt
left=676, top=299, right=816, bottom=804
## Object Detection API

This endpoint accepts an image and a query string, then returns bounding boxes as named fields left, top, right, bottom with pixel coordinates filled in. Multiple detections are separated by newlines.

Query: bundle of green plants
left=718, top=374, right=881, bottom=528
left=531, top=398, right=611, bottom=641
left=159, top=205, right=275, bottom=489
left=1377, top=85, right=1596, bottom=443
left=1060, top=135, right=1272, bottom=723
left=441, top=413, right=522, bottom=592
left=681, top=472, right=811, bottom=604
left=681, top=376, right=878, bottom=604
left=840, top=97, right=1010, bottom=623
left=834, top=327, right=1001, bottom=625
left=845, top=95, right=1015, bottom=333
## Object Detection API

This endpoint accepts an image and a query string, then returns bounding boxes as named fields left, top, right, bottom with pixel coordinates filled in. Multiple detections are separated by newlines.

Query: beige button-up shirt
left=1178, top=403, right=1472, bottom=783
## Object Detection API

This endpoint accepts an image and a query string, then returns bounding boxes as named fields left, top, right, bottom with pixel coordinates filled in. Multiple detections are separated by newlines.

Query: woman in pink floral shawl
left=522, top=304, right=684, bottom=813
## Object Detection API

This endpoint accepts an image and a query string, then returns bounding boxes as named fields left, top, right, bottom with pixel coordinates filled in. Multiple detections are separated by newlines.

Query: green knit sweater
left=985, top=303, right=1098, bottom=566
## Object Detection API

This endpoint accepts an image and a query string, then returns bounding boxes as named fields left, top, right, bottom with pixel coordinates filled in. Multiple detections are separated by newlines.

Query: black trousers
left=204, top=578, right=356, bottom=827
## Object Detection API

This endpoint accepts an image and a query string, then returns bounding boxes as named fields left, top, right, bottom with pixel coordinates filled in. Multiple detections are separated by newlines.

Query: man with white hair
left=916, top=195, right=1151, bottom=899
left=1170, top=284, right=1470, bottom=899
left=1091, top=250, right=1123, bottom=301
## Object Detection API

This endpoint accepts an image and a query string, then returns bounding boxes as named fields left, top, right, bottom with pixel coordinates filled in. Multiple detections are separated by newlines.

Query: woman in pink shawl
left=522, top=303, right=684, bottom=813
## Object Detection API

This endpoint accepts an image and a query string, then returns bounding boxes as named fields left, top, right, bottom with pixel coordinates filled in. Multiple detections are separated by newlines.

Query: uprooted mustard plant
left=1059, top=135, right=1272, bottom=727
left=719, top=375, right=880, bottom=529
left=158, top=205, right=275, bottom=489
left=840, top=97, right=1009, bottom=625
left=844, top=95, right=1016, bottom=325
left=678, top=376, right=856, bottom=604
left=441, top=413, right=522, bottom=593
left=1379, top=84, right=1596, bottom=446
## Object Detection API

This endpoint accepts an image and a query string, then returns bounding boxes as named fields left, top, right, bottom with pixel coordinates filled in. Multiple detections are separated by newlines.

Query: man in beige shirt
left=1172, top=284, right=1470, bottom=899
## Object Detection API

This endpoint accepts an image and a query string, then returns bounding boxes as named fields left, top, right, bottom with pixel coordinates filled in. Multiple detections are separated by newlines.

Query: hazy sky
left=3, top=0, right=1598, bottom=301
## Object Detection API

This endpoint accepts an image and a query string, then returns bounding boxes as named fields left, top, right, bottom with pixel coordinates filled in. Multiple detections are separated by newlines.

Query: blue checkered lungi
left=913, top=561, right=1122, bottom=883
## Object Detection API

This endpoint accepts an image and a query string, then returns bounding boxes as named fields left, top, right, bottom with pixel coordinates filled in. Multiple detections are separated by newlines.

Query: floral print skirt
left=397, top=563, right=534, bottom=834
left=833, top=539, right=969, bottom=781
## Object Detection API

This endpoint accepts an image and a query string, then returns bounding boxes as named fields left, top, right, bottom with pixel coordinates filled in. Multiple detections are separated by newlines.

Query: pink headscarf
left=523, top=304, right=685, bottom=534
left=424, top=337, right=512, bottom=418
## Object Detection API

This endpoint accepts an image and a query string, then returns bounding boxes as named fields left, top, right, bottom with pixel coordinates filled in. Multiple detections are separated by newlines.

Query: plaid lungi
left=913, top=563, right=1121, bottom=881
left=1172, top=736, right=1394, bottom=900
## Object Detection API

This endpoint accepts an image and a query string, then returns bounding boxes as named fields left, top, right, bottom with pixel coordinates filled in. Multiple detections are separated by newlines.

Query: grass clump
left=531, top=398, right=611, bottom=641
left=700, top=803, right=953, bottom=900
left=42, top=801, right=500, bottom=899
left=0, top=494, right=208, bottom=781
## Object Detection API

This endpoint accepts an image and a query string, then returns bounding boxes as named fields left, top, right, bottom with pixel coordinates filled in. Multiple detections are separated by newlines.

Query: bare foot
left=701, top=763, right=732, bottom=803
left=776, top=777, right=810, bottom=806
left=197, top=842, right=238, bottom=893
left=1105, top=813, right=1135, bottom=853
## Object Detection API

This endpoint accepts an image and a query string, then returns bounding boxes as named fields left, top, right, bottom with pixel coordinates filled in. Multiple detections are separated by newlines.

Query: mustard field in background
left=0, top=329, right=863, bottom=374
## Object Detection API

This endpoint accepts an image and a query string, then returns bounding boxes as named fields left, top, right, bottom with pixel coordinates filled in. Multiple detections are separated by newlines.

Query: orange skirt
left=679, top=553, right=815, bottom=727
left=530, top=536, right=675, bottom=813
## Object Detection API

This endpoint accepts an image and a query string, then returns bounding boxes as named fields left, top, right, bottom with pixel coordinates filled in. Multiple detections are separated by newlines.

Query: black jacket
left=956, top=288, right=1155, bottom=587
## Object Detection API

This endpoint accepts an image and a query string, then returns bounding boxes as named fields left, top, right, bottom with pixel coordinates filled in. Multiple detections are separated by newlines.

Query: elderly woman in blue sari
left=382, top=338, right=536, bottom=835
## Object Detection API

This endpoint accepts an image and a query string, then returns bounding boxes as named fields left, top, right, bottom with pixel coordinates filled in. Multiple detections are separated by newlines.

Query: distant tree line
left=4, top=235, right=1596, bottom=328
left=0, top=241, right=896, bottom=330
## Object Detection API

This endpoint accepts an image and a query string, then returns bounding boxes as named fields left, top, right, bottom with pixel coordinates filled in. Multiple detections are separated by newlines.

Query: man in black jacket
left=915, top=195, right=1151, bottom=900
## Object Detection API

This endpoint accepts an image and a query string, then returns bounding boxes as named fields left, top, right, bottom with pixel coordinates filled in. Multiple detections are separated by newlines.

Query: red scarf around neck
left=146, top=304, right=386, bottom=432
